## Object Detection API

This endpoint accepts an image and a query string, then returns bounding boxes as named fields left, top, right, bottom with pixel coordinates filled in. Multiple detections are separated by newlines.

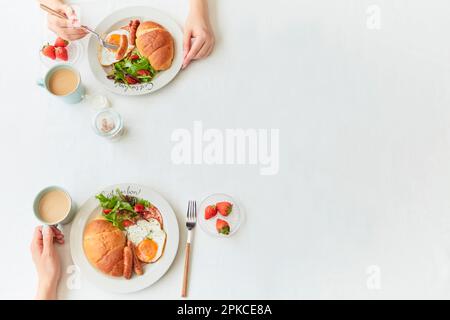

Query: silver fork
left=81, top=25, right=119, bottom=50
left=181, top=200, right=196, bottom=297
left=39, top=4, right=118, bottom=50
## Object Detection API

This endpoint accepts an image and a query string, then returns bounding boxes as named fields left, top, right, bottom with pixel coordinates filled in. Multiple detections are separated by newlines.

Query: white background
left=2, top=0, right=450, bottom=299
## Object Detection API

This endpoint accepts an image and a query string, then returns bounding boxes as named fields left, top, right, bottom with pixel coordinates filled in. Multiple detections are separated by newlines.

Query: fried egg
left=126, top=219, right=166, bottom=263
left=99, top=29, right=134, bottom=66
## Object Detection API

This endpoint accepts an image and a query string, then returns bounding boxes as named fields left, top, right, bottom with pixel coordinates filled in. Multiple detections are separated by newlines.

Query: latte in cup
left=48, top=67, right=79, bottom=96
left=37, top=65, right=85, bottom=104
left=37, top=188, right=71, bottom=224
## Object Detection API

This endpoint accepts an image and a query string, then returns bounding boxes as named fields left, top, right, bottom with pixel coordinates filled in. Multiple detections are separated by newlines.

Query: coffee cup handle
left=36, top=78, right=45, bottom=88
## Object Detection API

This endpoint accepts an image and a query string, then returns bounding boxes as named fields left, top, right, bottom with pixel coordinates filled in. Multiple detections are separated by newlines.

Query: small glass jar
left=92, top=108, right=124, bottom=140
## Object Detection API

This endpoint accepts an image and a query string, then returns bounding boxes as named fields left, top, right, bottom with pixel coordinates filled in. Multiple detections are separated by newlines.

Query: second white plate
left=70, top=183, right=179, bottom=293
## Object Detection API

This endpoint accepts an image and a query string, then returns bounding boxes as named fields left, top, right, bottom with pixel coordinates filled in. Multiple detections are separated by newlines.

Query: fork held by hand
left=182, top=200, right=196, bottom=297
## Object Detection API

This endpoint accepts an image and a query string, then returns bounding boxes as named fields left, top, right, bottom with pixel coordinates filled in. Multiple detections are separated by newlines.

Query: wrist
left=189, top=0, right=208, bottom=19
left=56, top=1, right=68, bottom=11
left=36, top=280, right=58, bottom=300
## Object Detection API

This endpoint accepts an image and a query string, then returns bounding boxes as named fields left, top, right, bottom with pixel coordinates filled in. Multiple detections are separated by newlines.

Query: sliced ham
left=142, top=206, right=163, bottom=227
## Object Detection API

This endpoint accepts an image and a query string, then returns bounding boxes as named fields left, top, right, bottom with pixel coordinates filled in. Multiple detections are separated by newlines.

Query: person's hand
left=182, top=1, right=215, bottom=69
left=30, top=225, right=64, bottom=300
left=47, top=3, right=87, bottom=41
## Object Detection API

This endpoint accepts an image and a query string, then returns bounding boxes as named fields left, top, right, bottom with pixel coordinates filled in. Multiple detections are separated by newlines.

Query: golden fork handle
left=181, top=242, right=191, bottom=297
left=39, top=4, right=68, bottom=20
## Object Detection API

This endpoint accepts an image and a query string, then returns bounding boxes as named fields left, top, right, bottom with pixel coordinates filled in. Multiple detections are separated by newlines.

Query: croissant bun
left=136, top=21, right=174, bottom=71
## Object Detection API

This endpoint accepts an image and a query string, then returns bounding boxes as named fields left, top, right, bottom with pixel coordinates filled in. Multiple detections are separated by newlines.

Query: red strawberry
left=54, top=37, right=69, bottom=47
left=204, top=205, right=217, bottom=220
left=125, top=75, right=139, bottom=84
left=42, top=44, right=56, bottom=60
left=136, top=69, right=151, bottom=76
left=55, top=47, right=68, bottom=61
left=216, top=202, right=233, bottom=216
left=216, top=219, right=230, bottom=235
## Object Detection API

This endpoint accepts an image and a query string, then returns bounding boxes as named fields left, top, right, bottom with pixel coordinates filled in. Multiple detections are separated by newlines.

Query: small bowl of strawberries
left=198, top=193, right=243, bottom=237
left=40, top=36, right=82, bottom=67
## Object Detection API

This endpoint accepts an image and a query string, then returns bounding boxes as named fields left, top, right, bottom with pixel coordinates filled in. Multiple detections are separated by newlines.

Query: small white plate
left=39, top=40, right=82, bottom=68
left=87, top=6, right=183, bottom=96
left=198, top=193, right=244, bottom=237
left=70, top=183, right=179, bottom=293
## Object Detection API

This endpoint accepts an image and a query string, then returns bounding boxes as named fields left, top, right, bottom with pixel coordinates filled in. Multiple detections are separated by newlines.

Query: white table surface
left=2, top=0, right=450, bottom=299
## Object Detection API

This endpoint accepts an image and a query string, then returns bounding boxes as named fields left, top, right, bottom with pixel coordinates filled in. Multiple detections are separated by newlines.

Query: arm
left=38, top=0, right=87, bottom=41
left=183, top=0, right=215, bottom=69
left=30, top=225, right=65, bottom=300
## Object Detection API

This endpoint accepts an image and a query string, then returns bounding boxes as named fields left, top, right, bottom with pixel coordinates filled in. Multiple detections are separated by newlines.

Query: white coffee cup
left=33, top=186, right=76, bottom=225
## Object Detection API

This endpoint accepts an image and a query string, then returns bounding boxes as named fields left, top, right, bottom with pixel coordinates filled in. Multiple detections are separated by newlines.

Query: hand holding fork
left=39, top=3, right=118, bottom=50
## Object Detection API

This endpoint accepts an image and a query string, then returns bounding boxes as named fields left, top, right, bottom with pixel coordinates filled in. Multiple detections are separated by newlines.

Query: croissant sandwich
left=83, top=219, right=126, bottom=277
left=136, top=21, right=174, bottom=71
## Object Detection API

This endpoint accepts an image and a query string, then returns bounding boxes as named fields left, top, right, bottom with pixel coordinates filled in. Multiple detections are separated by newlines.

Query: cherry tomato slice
left=137, top=69, right=151, bottom=76
left=122, top=220, right=135, bottom=228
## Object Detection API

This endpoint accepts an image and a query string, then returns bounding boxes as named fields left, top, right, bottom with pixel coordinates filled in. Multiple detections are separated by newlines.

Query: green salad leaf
left=95, top=193, right=119, bottom=209
left=107, top=49, right=157, bottom=85
left=95, top=190, right=138, bottom=230
left=137, top=198, right=153, bottom=208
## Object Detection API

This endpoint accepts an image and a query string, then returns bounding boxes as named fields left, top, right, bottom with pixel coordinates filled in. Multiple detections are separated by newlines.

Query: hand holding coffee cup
left=31, top=224, right=64, bottom=300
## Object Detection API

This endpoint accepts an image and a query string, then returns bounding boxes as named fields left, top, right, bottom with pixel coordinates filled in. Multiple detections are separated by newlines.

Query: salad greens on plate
left=107, top=49, right=158, bottom=85
left=96, top=189, right=154, bottom=230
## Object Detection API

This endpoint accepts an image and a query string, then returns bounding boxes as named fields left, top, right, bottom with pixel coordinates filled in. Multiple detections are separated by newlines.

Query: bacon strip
left=142, top=206, right=163, bottom=228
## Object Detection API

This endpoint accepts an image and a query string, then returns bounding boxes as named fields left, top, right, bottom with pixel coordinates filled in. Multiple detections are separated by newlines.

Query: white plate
left=70, top=183, right=179, bottom=293
left=39, top=40, right=83, bottom=68
left=87, top=6, right=183, bottom=96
